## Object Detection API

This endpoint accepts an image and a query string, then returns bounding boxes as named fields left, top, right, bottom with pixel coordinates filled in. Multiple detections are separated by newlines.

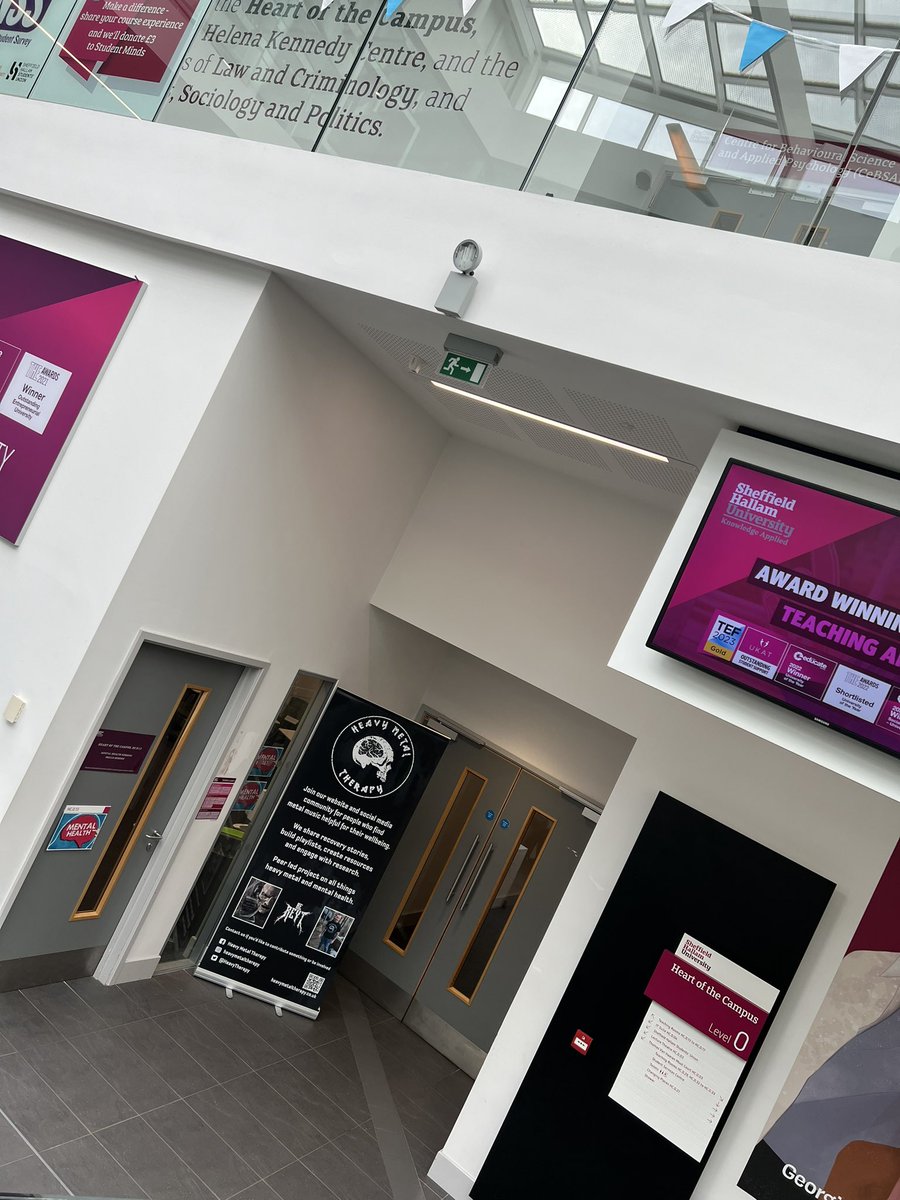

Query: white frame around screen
left=92, top=630, right=268, bottom=984
left=610, top=429, right=900, bottom=806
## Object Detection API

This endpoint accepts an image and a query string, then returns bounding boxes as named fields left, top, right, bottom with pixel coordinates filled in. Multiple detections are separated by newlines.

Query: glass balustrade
left=3, top=0, right=900, bottom=259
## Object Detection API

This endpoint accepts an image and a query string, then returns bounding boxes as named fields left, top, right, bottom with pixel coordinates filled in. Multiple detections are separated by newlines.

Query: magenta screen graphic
left=0, top=236, right=144, bottom=545
left=648, top=460, right=900, bottom=760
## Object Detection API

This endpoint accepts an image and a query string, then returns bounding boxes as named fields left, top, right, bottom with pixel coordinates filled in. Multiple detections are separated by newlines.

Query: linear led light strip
left=6, top=0, right=141, bottom=119
left=431, top=379, right=670, bottom=463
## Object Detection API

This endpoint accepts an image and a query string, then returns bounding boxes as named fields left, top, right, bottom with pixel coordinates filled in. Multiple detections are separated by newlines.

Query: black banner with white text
left=196, top=688, right=447, bottom=1015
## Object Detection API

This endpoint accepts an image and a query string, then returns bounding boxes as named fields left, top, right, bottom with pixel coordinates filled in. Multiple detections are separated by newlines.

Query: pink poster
left=60, top=0, right=201, bottom=82
left=0, top=236, right=143, bottom=545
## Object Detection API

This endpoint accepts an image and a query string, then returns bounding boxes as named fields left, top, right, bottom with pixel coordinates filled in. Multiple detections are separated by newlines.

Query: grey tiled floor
left=0, top=972, right=470, bottom=1200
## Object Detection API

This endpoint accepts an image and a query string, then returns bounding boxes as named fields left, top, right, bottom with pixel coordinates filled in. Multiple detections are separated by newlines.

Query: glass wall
left=4, top=0, right=900, bottom=259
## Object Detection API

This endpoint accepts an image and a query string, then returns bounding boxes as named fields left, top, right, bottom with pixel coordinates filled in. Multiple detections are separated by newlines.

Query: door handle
left=459, top=844, right=493, bottom=911
left=446, top=836, right=480, bottom=904
left=145, top=829, right=163, bottom=851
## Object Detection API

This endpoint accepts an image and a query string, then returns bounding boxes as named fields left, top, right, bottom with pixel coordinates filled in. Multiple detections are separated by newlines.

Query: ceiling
left=284, top=271, right=900, bottom=515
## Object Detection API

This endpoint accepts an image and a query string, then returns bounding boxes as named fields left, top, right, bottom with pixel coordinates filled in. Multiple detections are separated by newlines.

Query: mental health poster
left=648, top=460, right=900, bottom=759
left=195, top=688, right=447, bottom=1016
left=739, top=839, right=900, bottom=1200
left=0, top=236, right=144, bottom=545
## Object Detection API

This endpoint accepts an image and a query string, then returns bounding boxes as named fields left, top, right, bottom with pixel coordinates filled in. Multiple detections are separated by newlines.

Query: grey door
left=345, top=736, right=595, bottom=1073
left=0, top=642, right=243, bottom=990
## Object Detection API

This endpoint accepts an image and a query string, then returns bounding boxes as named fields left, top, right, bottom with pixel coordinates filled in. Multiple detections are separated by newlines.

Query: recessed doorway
left=342, top=719, right=601, bottom=1075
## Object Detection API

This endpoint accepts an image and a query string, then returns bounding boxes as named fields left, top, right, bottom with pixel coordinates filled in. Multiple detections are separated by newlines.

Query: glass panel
left=386, top=768, right=486, bottom=953
left=162, top=670, right=328, bottom=962
left=156, top=0, right=375, bottom=148
left=0, top=0, right=79, bottom=99
left=28, top=0, right=207, bottom=119
left=524, top=0, right=896, bottom=256
left=314, top=0, right=609, bottom=188
left=450, top=806, right=554, bottom=1002
left=73, top=685, right=209, bottom=919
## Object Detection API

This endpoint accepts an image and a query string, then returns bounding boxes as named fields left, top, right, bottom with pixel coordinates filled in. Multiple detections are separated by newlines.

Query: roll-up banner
left=195, top=689, right=448, bottom=1017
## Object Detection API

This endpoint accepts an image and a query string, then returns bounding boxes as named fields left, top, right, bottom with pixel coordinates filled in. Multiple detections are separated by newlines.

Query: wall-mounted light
left=430, top=380, right=669, bottom=463
left=435, top=239, right=483, bottom=319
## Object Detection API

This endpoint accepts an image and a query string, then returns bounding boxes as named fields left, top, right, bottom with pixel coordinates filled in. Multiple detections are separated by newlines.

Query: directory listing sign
left=648, top=460, right=900, bottom=759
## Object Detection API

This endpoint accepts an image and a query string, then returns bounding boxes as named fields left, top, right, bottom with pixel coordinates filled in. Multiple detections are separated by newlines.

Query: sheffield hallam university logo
left=331, top=715, right=414, bottom=798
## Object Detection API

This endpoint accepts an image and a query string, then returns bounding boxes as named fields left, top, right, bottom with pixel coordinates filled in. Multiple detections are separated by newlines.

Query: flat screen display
left=648, top=459, right=900, bottom=760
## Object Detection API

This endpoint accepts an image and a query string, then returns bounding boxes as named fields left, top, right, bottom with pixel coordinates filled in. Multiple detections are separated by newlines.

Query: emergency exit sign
left=440, top=353, right=488, bottom=386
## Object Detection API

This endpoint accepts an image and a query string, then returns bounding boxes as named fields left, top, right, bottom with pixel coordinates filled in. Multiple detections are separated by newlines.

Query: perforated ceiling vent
left=483, top=368, right=570, bottom=424
left=360, top=325, right=442, bottom=372
left=432, top=391, right=519, bottom=438
left=519, top=421, right=611, bottom=470
left=608, top=449, right=698, bottom=496
left=566, top=390, right=688, bottom=460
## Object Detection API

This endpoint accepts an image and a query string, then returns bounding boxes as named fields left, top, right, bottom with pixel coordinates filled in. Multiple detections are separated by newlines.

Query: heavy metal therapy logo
left=331, top=715, right=414, bottom=798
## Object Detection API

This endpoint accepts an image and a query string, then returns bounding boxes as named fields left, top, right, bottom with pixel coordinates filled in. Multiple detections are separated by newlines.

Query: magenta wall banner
left=196, top=777, right=236, bottom=820
left=0, top=236, right=144, bottom=545
left=648, top=459, right=900, bottom=760
left=80, top=729, right=156, bottom=774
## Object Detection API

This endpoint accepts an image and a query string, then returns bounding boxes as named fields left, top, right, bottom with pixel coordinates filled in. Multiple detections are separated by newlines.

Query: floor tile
left=194, top=1002, right=282, bottom=1071
left=0, top=990, right=59, bottom=1049
left=144, top=1099, right=258, bottom=1199
left=332, top=1127, right=389, bottom=1192
left=19, top=1033, right=136, bottom=1130
left=19, top=981, right=109, bottom=1038
left=222, top=994, right=311, bottom=1058
left=231, top=1182, right=280, bottom=1200
left=0, top=1111, right=32, bottom=1167
left=298, top=1008, right=347, bottom=1050
left=0, top=1152, right=69, bottom=1195
left=71, top=1028, right=177, bottom=1113
left=290, top=1050, right=368, bottom=1124
left=66, top=978, right=146, bottom=1027
left=45, top=1133, right=146, bottom=1198
left=358, top=995, right=393, bottom=1027
left=266, top=1159, right=340, bottom=1200
left=155, top=1009, right=246, bottom=1083
left=0, top=1030, right=13, bottom=1058
left=154, top=971, right=224, bottom=1009
left=432, top=1070, right=472, bottom=1111
left=117, top=1018, right=217, bottom=1096
left=394, top=1092, right=449, bottom=1157
left=308, top=1038, right=360, bottom=1086
left=186, top=1085, right=295, bottom=1178
left=302, top=1142, right=387, bottom=1200
left=118, top=977, right=184, bottom=1018
left=224, top=1072, right=327, bottom=1160
left=0, top=1052, right=85, bottom=1150
left=372, top=1021, right=456, bottom=1088
left=258, top=1060, right=357, bottom=1138
left=97, top=1115, right=215, bottom=1200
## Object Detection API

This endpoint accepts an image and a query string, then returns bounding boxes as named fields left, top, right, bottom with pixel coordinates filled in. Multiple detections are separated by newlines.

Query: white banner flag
left=838, top=44, right=883, bottom=92
left=663, top=0, right=708, bottom=30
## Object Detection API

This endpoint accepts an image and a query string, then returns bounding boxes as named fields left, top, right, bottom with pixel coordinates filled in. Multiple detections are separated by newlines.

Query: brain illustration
left=352, top=736, right=394, bottom=782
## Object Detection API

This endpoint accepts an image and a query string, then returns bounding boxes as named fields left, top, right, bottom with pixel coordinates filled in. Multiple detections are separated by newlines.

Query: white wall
left=0, top=274, right=447, bottom=970
left=417, top=644, right=634, bottom=806
left=370, top=437, right=900, bottom=1200
left=0, top=195, right=266, bottom=861
left=4, top=98, right=900, bottom=456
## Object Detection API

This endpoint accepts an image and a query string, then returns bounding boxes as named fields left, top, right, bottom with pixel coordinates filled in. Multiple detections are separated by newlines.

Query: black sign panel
left=196, top=689, right=447, bottom=1015
left=473, top=794, right=835, bottom=1200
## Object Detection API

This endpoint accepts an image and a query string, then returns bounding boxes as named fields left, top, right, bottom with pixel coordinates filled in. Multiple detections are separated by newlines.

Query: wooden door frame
left=93, top=630, right=268, bottom=984
left=14, top=628, right=270, bottom=987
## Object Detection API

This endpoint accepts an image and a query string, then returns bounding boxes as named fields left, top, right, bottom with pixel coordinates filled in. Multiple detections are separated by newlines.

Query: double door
left=346, top=734, right=596, bottom=1073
